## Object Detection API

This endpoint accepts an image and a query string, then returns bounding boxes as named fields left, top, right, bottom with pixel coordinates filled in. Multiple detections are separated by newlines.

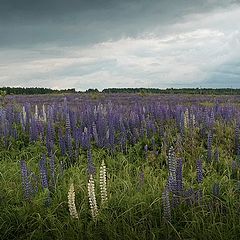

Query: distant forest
left=0, top=87, right=240, bottom=95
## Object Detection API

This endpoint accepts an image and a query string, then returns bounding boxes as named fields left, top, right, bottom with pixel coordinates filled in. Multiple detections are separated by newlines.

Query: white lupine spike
left=88, top=174, right=98, bottom=220
left=34, top=105, right=38, bottom=120
left=68, top=183, right=78, bottom=219
left=22, top=106, right=26, bottom=124
left=100, top=160, right=108, bottom=205
left=42, top=104, right=47, bottom=122
left=192, top=113, right=196, bottom=126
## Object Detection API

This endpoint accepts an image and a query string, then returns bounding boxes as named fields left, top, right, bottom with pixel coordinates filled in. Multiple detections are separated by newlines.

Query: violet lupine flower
left=39, top=155, right=51, bottom=206
left=81, top=129, right=90, bottom=150
left=168, top=146, right=176, bottom=182
left=167, top=175, right=174, bottom=193
left=235, top=124, right=240, bottom=155
left=196, top=159, right=203, bottom=184
left=180, top=111, right=185, bottom=137
left=66, top=129, right=73, bottom=160
left=20, top=160, right=32, bottom=200
left=92, top=122, right=99, bottom=145
left=49, top=153, right=56, bottom=189
left=162, top=186, right=171, bottom=221
left=176, top=158, right=183, bottom=193
left=58, top=128, right=66, bottom=156
left=66, top=112, right=71, bottom=132
left=207, top=131, right=213, bottom=162
left=39, top=155, right=49, bottom=189
left=87, top=148, right=96, bottom=175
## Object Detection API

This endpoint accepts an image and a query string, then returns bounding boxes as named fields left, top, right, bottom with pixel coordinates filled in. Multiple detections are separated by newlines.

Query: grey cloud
left=0, top=0, right=238, bottom=48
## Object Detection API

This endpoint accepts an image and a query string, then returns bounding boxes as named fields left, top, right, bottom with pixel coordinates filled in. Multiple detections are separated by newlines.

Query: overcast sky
left=0, top=0, right=240, bottom=90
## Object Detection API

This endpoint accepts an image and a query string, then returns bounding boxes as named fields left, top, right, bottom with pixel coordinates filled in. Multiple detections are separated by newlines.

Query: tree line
left=102, top=88, right=240, bottom=95
left=0, top=87, right=76, bottom=95
left=0, top=87, right=240, bottom=95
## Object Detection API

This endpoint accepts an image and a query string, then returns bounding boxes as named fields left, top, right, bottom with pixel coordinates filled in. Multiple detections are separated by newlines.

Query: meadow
left=1, top=93, right=240, bottom=240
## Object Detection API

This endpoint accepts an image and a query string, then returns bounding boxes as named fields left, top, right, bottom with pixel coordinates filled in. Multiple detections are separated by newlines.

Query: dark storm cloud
left=0, top=0, right=237, bottom=47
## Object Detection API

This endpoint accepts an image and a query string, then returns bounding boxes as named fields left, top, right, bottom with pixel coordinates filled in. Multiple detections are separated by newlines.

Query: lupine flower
left=235, top=124, right=239, bottom=154
left=196, top=159, right=203, bottom=184
left=42, top=104, right=47, bottom=122
left=39, top=155, right=49, bottom=189
left=184, top=109, right=189, bottom=129
left=207, top=131, right=213, bottom=162
left=100, top=160, right=108, bottom=206
left=88, top=174, right=98, bottom=221
left=49, top=153, right=56, bottom=189
left=66, top=112, right=71, bottom=132
left=20, top=160, right=32, bottom=200
left=92, top=122, right=99, bottom=145
left=34, top=105, right=38, bottom=120
left=68, top=183, right=78, bottom=219
left=168, top=146, right=176, bottom=181
left=162, top=186, right=171, bottom=221
left=167, top=175, right=176, bottom=192
left=176, top=158, right=183, bottom=193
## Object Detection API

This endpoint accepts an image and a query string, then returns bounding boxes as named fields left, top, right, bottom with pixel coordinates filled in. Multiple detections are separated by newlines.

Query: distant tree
left=86, top=88, right=99, bottom=93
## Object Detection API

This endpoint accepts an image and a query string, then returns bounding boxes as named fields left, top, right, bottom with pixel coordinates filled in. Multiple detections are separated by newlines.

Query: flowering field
left=1, top=93, right=240, bottom=240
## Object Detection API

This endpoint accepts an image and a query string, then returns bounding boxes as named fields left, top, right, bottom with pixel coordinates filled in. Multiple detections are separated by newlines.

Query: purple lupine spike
left=176, top=158, right=183, bottom=193
left=66, top=129, right=73, bottom=159
left=108, top=117, right=115, bottom=151
left=167, top=175, right=176, bottom=192
left=66, top=112, right=71, bottom=132
left=180, top=111, right=185, bottom=137
left=196, top=159, right=203, bottom=184
left=39, top=155, right=51, bottom=206
left=168, top=146, right=176, bottom=181
left=162, top=186, right=171, bottom=221
left=49, top=153, right=56, bottom=189
left=58, top=128, right=66, bottom=156
left=207, top=131, right=213, bottom=162
left=81, top=128, right=91, bottom=150
left=92, top=122, right=99, bottom=145
left=235, top=124, right=240, bottom=155
left=39, top=155, right=49, bottom=189
left=87, top=148, right=96, bottom=175
left=20, top=160, right=32, bottom=200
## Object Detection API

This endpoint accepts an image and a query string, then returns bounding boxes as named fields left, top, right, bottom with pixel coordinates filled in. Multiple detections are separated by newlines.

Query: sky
left=0, top=0, right=240, bottom=90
